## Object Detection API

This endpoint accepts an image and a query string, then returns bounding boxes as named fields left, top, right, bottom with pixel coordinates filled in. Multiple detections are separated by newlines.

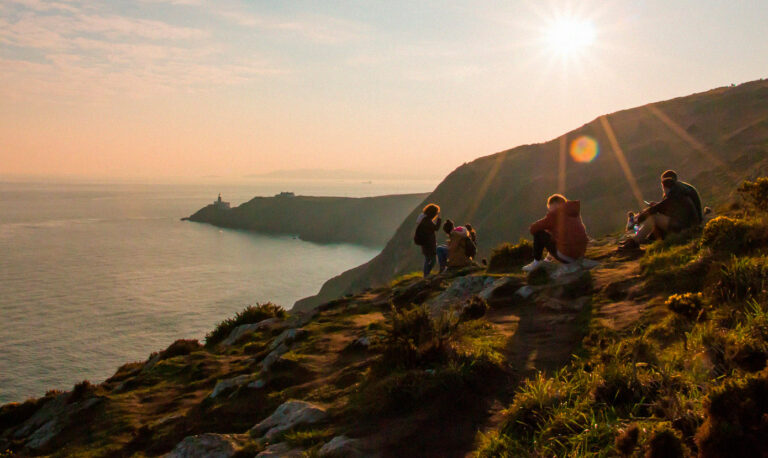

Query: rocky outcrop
left=318, top=435, right=366, bottom=457
left=208, top=375, right=256, bottom=399
left=256, top=442, right=304, bottom=457
left=250, top=400, right=328, bottom=441
left=166, top=433, right=246, bottom=458
left=220, top=318, right=282, bottom=346
left=11, top=393, right=102, bottom=452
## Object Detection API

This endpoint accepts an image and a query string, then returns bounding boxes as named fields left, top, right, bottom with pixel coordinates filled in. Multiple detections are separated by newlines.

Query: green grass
left=205, top=303, right=287, bottom=347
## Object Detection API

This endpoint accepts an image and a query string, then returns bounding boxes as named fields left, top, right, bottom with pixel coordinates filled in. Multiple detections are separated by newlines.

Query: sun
left=544, top=17, right=596, bottom=57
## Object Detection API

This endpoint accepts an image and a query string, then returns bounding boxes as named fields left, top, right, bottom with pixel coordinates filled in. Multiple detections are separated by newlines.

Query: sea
left=0, top=178, right=434, bottom=404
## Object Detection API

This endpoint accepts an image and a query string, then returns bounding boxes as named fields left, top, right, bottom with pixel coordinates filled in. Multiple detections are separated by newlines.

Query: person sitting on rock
left=436, top=219, right=454, bottom=273
left=446, top=225, right=477, bottom=269
left=523, top=194, right=589, bottom=272
left=662, top=169, right=703, bottom=224
left=414, top=203, right=442, bottom=277
left=620, top=176, right=698, bottom=250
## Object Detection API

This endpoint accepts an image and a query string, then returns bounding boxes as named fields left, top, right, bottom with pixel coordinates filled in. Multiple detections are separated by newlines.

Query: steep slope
left=185, top=193, right=429, bottom=247
left=5, top=179, right=767, bottom=457
left=296, top=79, right=768, bottom=310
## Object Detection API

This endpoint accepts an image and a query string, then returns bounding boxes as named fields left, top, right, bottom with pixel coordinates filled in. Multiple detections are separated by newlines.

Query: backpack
left=464, top=238, right=477, bottom=258
left=414, top=224, right=426, bottom=246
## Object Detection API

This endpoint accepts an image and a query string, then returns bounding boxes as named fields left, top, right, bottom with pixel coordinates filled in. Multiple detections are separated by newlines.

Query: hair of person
left=443, top=219, right=455, bottom=234
left=465, top=223, right=477, bottom=242
left=661, top=177, right=676, bottom=189
left=547, top=194, right=567, bottom=206
left=661, top=170, right=678, bottom=181
left=422, top=203, right=440, bottom=218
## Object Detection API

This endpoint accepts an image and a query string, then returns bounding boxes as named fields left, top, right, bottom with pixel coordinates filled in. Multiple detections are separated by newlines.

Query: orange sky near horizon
left=2, top=0, right=767, bottom=181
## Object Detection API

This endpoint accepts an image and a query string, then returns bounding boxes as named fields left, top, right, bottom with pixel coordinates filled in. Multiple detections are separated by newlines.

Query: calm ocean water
left=0, top=179, right=433, bottom=404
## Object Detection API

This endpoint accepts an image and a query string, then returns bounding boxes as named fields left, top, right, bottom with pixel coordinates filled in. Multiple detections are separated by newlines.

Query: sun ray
left=599, top=115, right=645, bottom=207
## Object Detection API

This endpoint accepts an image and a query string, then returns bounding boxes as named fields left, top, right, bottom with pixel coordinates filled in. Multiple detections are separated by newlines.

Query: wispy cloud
left=0, top=0, right=280, bottom=101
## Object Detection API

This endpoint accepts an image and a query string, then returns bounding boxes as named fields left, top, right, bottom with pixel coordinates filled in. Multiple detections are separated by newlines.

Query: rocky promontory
left=184, top=192, right=429, bottom=247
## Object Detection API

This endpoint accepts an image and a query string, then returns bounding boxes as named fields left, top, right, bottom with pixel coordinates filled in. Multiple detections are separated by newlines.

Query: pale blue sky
left=1, top=0, right=767, bottom=179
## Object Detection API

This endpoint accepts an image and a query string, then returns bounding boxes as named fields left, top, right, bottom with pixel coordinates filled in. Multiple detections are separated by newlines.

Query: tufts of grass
left=487, top=239, right=533, bottom=273
left=459, top=296, right=489, bottom=322
left=713, top=256, right=768, bottom=303
left=158, top=339, right=202, bottom=360
left=205, top=303, right=286, bottom=347
left=695, top=367, right=768, bottom=458
left=390, top=272, right=422, bottom=287
left=737, top=176, right=768, bottom=212
left=68, top=380, right=96, bottom=403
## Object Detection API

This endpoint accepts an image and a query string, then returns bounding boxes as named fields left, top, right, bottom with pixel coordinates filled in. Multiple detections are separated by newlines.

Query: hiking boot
left=618, top=238, right=640, bottom=251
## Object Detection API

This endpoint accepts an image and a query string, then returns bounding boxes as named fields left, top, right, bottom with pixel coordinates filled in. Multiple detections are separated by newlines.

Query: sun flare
left=544, top=17, right=596, bottom=57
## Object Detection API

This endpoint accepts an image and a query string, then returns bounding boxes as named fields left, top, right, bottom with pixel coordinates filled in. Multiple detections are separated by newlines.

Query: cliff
left=295, top=79, right=768, bottom=311
left=184, top=193, right=429, bottom=247
left=2, top=177, right=768, bottom=456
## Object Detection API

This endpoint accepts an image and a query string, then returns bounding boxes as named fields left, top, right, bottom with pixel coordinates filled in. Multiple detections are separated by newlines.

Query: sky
left=1, top=0, right=767, bottom=181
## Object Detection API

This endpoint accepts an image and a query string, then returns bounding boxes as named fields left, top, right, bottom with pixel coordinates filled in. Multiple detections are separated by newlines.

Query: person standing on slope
left=414, top=204, right=442, bottom=277
left=523, top=194, right=589, bottom=272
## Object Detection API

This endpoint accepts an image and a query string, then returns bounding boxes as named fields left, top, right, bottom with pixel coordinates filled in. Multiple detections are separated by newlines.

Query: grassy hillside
left=296, top=79, right=768, bottom=310
left=2, top=178, right=767, bottom=457
left=186, top=193, right=429, bottom=247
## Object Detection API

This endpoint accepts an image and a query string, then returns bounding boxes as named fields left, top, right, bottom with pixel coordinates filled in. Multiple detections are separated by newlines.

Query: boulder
left=14, top=393, right=102, bottom=451
left=318, top=435, right=365, bottom=457
left=256, top=442, right=304, bottom=457
left=260, top=343, right=289, bottom=372
left=268, top=328, right=307, bottom=351
left=426, top=276, right=495, bottom=314
left=167, top=433, right=246, bottom=458
left=250, top=400, right=327, bottom=440
left=221, top=318, right=282, bottom=346
left=208, top=374, right=254, bottom=399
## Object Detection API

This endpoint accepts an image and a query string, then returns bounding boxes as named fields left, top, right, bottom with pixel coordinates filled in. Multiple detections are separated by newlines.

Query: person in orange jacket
left=523, top=194, right=588, bottom=272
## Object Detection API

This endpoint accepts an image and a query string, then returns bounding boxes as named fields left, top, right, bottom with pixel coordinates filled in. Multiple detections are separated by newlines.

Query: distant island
left=183, top=192, right=430, bottom=247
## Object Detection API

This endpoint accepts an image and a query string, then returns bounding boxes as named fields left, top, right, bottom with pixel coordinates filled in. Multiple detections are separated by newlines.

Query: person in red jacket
left=523, top=194, right=589, bottom=272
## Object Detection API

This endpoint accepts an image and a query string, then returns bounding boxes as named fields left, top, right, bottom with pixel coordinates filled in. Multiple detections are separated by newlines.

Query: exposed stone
left=248, top=379, right=267, bottom=389
left=221, top=318, right=282, bottom=346
left=208, top=374, right=254, bottom=399
left=515, top=285, right=537, bottom=299
left=260, top=343, right=289, bottom=372
left=166, top=433, right=246, bottom=458
left=256, top=442, right=304, bottom=457
left=426, top=275, right=495, bottom=314
left=250, top=400, right=328, bottom=441
left=268, top=328, right=307, bottom=351
left=318, top=435, right=365, bottom=457
left=15, top=394, right=102, bottom=451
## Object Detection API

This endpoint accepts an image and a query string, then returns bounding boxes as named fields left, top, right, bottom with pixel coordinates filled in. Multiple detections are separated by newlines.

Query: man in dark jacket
left=414, top=204, right=442, bottom=277
left=662, top=170, right=702, bottom=223
left=621, top=177, right=697, bottom=248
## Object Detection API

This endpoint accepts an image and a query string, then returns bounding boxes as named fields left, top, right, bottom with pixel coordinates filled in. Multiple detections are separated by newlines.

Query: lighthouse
left=213, top=193, right=231, bottom=209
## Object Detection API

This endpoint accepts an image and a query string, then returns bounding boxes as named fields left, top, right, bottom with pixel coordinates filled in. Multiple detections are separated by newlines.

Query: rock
left=248, top=379, right=267, bottom=389
left=260, top=343, right=289, bottom=372
left=167, top=433, right=246, bottom=458
left=515, top=285, right=537, bottom=299
left=318, top=435, right=365, bottom=457
left=354, top=336, right=371, bottom=347
left=14, top=394, right=102, bottom=451
left=209, top=374, right=254, bottom=399
left=256, top=442, right=304, bottom=457
left=250, top=400, right=328, bottom=441
left=426, top=275, right=495, bottom=313
left=221, top=318, right=282, bottom=346
left=269, top=328, right=307, bottom=351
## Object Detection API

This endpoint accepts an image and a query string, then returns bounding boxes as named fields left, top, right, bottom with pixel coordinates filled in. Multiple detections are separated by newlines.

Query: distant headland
left=183, top=192, right=429, bottom=247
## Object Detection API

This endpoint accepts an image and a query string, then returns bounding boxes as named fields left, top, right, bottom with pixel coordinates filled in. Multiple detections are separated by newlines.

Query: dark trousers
left=533, top=230, right=560, bottom=261
left=423, top=253, right=436, bottom=276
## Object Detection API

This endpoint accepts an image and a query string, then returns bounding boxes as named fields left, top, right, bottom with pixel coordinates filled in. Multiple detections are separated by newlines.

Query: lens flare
left=570, top=135, right=599, bottom=163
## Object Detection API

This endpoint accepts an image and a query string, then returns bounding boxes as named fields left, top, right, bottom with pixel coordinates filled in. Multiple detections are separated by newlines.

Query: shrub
left=615, top=424, right=639, bottom=456
left=701, top=216, right=753, bottom=254
left=68, top=380, right=95, bottom=403
left=0, top=398, right=44, bottom=431
left=737, top=177, right=768, bottom=212
left=714, top=256, right=768, bottom=302
left=380, top=305, right=456, bottom=370
left=159, top=339, right=201, bottom=360
left=645, top=426, right=685, bottom=458
left=665, top=292, right=705, bottom=320
left=205, top=303, right=286, bottom=347
left=459, top=296, right=489, bottom=322
left=695, top=367, right=768, bottom=458
left=487, top=239, right=533, bottom=273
